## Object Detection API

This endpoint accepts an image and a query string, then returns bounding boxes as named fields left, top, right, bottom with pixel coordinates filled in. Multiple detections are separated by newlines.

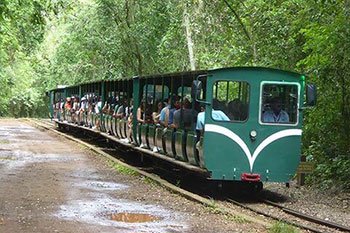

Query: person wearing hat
left=78, top=96, right=87, bottom=125
left=71, top=97, right=79, bottom=123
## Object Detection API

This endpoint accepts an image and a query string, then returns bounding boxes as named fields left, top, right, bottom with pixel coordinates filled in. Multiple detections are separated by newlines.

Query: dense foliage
left=0, top=0, right=349, bottom=190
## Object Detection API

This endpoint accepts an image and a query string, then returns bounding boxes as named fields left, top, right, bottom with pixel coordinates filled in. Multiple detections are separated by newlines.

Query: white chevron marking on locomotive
left=205, top=124, right=302, bottom=172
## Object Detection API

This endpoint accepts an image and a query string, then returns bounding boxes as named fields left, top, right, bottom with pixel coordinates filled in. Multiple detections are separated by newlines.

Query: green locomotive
left=49, top=67, right=316, bottom=188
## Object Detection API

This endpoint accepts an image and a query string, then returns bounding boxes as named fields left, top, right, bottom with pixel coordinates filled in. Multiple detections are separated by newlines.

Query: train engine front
left=196, top=67, right=316, bottom=188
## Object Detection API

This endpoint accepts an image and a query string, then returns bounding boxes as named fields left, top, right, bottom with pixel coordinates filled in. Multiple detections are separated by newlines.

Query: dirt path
left=0, top=119, right=265, bottom=233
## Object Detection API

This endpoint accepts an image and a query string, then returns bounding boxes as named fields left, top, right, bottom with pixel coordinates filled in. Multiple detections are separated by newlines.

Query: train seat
left=164, top=128, right=175, bottom=158
left=148, top=124, right=156, bottom=150
left=185, top=131, right=199, bottom=166
left=155, top=127, right=165, bottom=154
left=174, top=129, right=188, bottom=162
left=140, top=124, right=149, bottom=148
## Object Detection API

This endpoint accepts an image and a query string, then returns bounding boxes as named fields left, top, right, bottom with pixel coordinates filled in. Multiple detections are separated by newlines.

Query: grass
left=141, top=176, right=159, bottom=186
left=111, top=162, right=138, bottom=176
left=205, top=199, right=222, bottom=214
left=225, top=214, right=251, bottom=224
left=205, top=199, right=251, bottom=224
left=0, top=140, right=9, bottom=144
left=268, top=222, right=300, bottom=233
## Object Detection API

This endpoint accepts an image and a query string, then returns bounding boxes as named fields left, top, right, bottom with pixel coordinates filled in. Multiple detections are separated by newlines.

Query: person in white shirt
left=263, top=97, right=289, bottom=123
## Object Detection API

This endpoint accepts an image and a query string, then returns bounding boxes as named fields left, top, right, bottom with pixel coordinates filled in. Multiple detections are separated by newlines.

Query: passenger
left=228, top=99, right=243, bottom=121
left=114, top=98, right=127, bottom=119
left=55, top=100, right=60, bottom=117
left=102, top=100, right=110, bottom=114
left=144, top=103, right=154, bottom=124
left=124, top=106, right=133, bottom=143
left=212, top=99, right=230, bottom=122
left=110, top=96, right=117, bottom=113
left=125, top=98, right=133, bottom=120
left=94, top=96, right=102, bottom=114
left=119, top=98, right=133, bottom=142
left=65, top=97, right=72, bottom=111
left=78, top=97, right=87, bottom=125
left=152, top=101, right=164, bottom=124
left=172, top=98, right=197, bottom=129
left=196, top=99, right=230, bottom=133
left=63, top=97, right=72, bottom=122
left=72, top=97, right=80, bottom=123
left=262, top=97, right=289, bottom=123
left=162, top=96, right=180, bottom=127
left=93, top=96, right=102, bottom=130
left=196, top=104, right=206, bottom=134
left=86, top=94, right=93, bottom=127
left=59, top=98, right=64, bottom=119
left=112, top=98, right=120, bottom=118
left=137, top=100, right=145, bottom=124
left=159, top=98, right=170, bottom=127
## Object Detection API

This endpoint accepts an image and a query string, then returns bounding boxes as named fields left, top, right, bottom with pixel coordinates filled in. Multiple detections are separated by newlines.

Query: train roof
left=48, top=66, right=303, bottom=92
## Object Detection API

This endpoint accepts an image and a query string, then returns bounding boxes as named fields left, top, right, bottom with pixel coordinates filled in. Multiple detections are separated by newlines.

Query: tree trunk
left=183, top=5, right=196, bottom=71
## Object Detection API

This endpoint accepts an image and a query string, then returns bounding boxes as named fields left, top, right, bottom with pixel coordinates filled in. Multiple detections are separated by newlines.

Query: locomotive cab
left=198, top=67, right=307, bottom=183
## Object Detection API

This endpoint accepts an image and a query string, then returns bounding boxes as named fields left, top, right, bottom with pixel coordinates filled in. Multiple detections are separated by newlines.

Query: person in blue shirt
left=159, top=98, right=170, bottom=126
left=262, top=97, right=289, bottom=123
left=195, top=99, right=229, bottom=153
left=159, top=96, right=180, bottom=127
left=196, top=99, right=230, bottom=132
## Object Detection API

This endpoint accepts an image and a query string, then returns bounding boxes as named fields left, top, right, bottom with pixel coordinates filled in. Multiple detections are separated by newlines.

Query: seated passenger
left=262, top=97, right=289, bottom=123
left=65, top=97, right=72, bottom=111
left=127, top=108, right=133, bottom=143
left=137, top=100, right=145, bottom=124
left=93, top=96, right=102, bottom=130
left=196, top=100, right=230, bottom=133
left=114, top=98, right=127, bottom=119
left=212, top=99, right=230, bottom=121
left=172, top=98, right=197, bottom=129
left=124, top=98, right=133, bottom=120
left=152, top=101, right=164, bottom=124
left=78, top=97, right=87, bottom=125
left=144, top=103, right=154, bottom=124
left=159, top=98, right=170, bottom=127
left=72, top=97, right=80, bottom=123
left=121, top=102, right=133, bottom=143
left=121, top=107, right=133, bottom=143
left=195, top=104, right=206, bottom=133
left=228, top=99, right=244, bottom=121
left=165, top=96, right=180, bottom=127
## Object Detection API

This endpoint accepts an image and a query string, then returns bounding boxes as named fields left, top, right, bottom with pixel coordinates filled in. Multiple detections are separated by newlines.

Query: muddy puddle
left=55, top=194, right=187, bottom=233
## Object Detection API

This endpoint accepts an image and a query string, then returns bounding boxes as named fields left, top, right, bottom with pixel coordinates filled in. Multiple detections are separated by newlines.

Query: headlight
left=250, top=130, right=257, bottom=138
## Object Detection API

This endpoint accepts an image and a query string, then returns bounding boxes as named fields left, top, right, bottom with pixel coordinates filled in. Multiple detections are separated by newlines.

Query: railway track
left=224, top=197, right=350, bottom=233
left=30, top=119, right=350, bottom=233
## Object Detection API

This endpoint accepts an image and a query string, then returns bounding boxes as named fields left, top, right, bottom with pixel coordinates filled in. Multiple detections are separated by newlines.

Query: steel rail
left=227, top=198, right=326, bottom=233
left=263, top=199, right=350, bottom=232
left=227, top=197, right=349, bottom=233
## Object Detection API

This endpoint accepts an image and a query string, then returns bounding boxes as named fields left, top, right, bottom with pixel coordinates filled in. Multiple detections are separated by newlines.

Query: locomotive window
left=260, top=83, right=299, bottom=125
left=212, top=81, right=250, bottom=122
